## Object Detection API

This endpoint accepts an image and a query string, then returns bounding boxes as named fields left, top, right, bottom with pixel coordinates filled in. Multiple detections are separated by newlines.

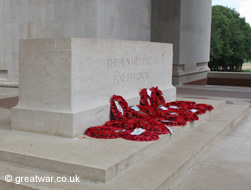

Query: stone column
left=151, top=0, right=212, bottom=85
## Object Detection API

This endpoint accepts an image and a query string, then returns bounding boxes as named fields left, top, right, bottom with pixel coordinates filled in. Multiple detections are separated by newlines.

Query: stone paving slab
left=173, top=109, right=251, bottom=190
left=85, top=104, right=249, bottom=190
left=0, top=162, right=94, bottom=190
left=176, top=85, right=251, bottom=100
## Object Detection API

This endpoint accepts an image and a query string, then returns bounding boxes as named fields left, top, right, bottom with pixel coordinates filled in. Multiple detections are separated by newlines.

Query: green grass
left=241, top=69, right=251, bottom=72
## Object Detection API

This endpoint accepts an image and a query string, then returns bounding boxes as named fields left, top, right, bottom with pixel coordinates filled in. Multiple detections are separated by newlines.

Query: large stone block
left=11, top=38, right=175, bottom=138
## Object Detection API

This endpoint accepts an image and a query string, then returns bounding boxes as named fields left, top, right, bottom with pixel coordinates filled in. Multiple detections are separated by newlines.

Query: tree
left=209, top=6, right=251, bottom=71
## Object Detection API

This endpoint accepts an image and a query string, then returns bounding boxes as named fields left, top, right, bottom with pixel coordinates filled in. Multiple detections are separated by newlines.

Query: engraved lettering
left=113, top=72, right=151, bottom=85
left=107, top=57, right=158, bottom=69
left=114, top=75, right=120, bottom=85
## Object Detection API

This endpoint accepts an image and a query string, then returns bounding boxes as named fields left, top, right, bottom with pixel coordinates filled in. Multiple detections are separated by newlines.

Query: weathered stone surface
left=11, top=38, right=175, bottom=138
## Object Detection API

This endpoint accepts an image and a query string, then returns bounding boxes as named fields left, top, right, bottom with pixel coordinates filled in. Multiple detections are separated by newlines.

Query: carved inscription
left=107, top=57, right=159, bottom=85
left=114, top=71, right=150, bottom=85
left=107, top=57, right=158, bottom=69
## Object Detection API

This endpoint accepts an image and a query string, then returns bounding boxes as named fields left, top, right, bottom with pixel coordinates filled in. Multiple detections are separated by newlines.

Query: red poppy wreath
left=85, top=87, right=214, bottom=142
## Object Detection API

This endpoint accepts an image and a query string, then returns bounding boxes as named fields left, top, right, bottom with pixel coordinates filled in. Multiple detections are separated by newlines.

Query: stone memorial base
left=3, top=99, right=249, bottom=188
left=11, top=38, right=176, bottom=138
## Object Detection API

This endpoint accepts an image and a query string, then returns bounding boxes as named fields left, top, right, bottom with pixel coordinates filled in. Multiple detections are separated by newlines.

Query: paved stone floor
left=173, top=108, right=251, bottom=190
left=174, top=85, right=251, bottom=190
left=176, top=85, right=251, bottom=107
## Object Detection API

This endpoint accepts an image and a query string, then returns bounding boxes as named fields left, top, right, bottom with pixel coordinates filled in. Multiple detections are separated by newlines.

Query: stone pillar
left=151, top=0, right=212, bottom=85
left=11, top=38, right=175, bottom=138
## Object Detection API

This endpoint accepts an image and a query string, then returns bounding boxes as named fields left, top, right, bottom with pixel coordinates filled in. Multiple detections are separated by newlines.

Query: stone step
left=85, top=104, right=249, bottom=190
left=0, top=161, right=93, bottom=190
left=0, top=103, right=248, bottom=190
left=0, top=99, right=225, bottom=184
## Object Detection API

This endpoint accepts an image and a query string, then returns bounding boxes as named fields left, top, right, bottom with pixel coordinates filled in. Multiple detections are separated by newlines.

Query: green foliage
left=209, top=6, right=251, bottom=71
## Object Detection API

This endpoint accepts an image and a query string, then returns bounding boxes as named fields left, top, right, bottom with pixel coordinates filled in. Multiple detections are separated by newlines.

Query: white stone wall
left=0, top=0, right=151, bottom=82
left=97, top=0, right=151, bottom=41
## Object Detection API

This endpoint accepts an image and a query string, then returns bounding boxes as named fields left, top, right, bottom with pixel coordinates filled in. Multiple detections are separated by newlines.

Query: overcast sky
left=212, top=0, right=251, bottom=25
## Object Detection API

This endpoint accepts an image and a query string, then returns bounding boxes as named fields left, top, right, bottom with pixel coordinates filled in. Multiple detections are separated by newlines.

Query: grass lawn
left=241, top=70, right=251, bottom=72
left=242, top=62, right=251, bottom=72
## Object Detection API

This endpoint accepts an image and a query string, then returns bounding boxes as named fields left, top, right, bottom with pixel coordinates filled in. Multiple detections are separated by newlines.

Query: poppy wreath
left=140, top=87, right=165, bottom=108
left=120, top=129, right=159, bottom=141
left=161, top=120, right=186, bottom=127
left=197, top=104, right=214, bottom=111
left=128, top=106, right=149, bottom=119
left=187, top=105, right=207, bottom=115
left=189, top=104, right=213, bottom=115
left=160, top=115, right=187, bottom=126
left=136, top=105, right=152, bottom=114
left=170, top=109, right=198, bottom=122
left=138, top=119, right=170, bottom=134
left=129, top=105, right=160, bottom=119
left=110, top=95, right=129, bottom=119
left=84, top=86, right=214, bottom=141
left=150, top=86, right=166, bottom=106
left=163, top=107, right=180, bottom=112
left=104, top=119, right=136, bottom=130
left=157, top=111, right=180, bottom=120
left=146, top=109, right=160, bottom=119
left=153, top=109, right=169, bottom=119
left=165, top=101, right=196, bottom=109
left=85, top=126, right=120, bottom=139
left=179, top=113, right=199, bottom=121
left=139, top=88, right=153, bottom=107
left=128, top=110, right=148, bottom=119
left=175, top=116, right=187, bottom=126
left=139, top=105, right=159, bottom=118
